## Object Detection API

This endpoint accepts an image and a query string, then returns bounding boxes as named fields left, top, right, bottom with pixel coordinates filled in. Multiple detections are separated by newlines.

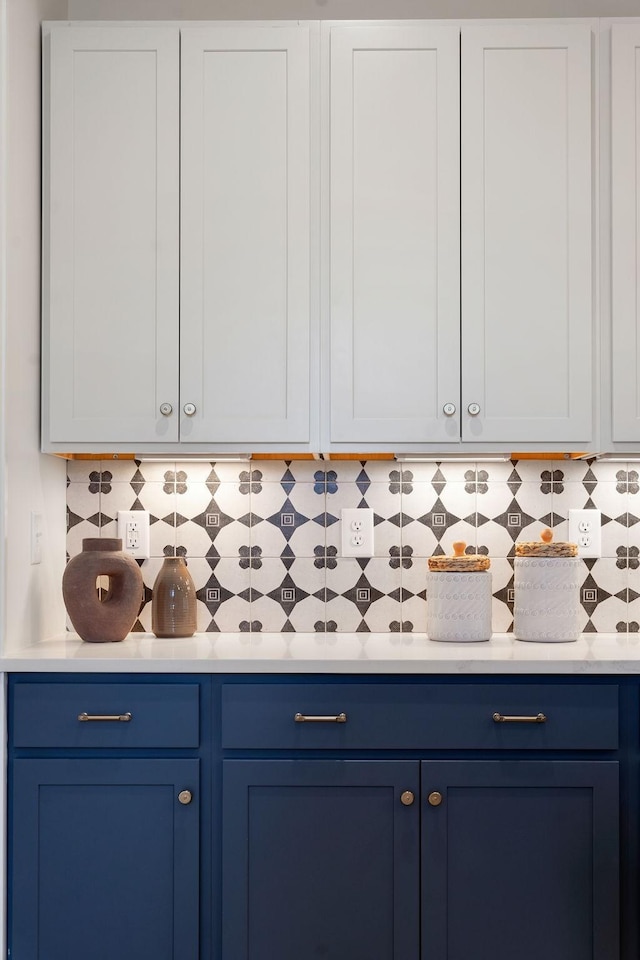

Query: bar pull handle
left=294, top=712, right=347, bottom=724
left=78, top=712, right=132, bottom=722
left=492, top=712, right=547, bottom=724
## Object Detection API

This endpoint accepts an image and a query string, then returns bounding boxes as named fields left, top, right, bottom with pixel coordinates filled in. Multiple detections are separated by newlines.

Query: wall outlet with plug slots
left=117, top=510, right=150, bottom=560
left=341, top=508, right=374, bottom=557
left=568, top=509, right=601, bottom=558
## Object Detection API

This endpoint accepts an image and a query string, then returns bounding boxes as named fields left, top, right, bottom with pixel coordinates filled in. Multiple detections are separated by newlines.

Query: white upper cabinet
left=42, top=22, right=315, bottom=453
left=327, top=21, right=595, bottom=451
left=43, top=27, right=180, bottom=446
left=180, top=27, right=312, bottom=445
left=328, top=24, right=461, bottom=445
left=42, top=19, right=598, bottom=454
left=611, top=24, right=640, bottom=444
left=462, top=24, right=593, bottom=446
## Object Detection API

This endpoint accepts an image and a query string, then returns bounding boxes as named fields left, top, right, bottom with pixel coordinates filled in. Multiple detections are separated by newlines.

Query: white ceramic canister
left=426, top=570, right=493, bottom=642
left=513, top=556, right=581, bottom=642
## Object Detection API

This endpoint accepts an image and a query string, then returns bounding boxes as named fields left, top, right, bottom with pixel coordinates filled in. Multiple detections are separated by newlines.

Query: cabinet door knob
left=183, top=403, right=197, bottom=417
left=427, top=791, right=443, bottom=807
left=178, top=790, right=193, bottom=805
left=400, top=790, right=415, bottom=806
left=159, top=403, right=173, bottom=416
left=467, top=402, right=481, bottom=416
left=442, top=402, right=456, bottom=416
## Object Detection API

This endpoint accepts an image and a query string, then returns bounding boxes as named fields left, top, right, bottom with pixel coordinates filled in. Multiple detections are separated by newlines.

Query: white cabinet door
left=462, top=24, right=593, bottom=444
left=180, top=26, right=313, bottom=445
left=611, top=24, right=640, bottom=443
left=43, top=28, right=180, bottom=445
left=329, top=25, right=460, bottom=445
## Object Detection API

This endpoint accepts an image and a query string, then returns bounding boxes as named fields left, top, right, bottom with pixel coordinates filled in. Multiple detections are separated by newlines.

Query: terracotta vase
left=62, top=538, right=144, bottom=643
left=152, top=557, right=197, bottom=638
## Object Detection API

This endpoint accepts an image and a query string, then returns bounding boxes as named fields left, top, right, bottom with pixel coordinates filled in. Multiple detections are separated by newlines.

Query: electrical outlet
left=568, top=509, right=602, bottom=558
left=117, top=510, right=150, bottom=560
left=341, top=508, right=374, bottom=557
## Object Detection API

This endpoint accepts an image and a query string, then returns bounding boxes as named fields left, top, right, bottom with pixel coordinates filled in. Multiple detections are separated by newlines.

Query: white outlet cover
left=568, top=509, right=602, bottom=558
left=117, top=510, right=150, bottom=560
left=341, top=508, right=374, bottom=557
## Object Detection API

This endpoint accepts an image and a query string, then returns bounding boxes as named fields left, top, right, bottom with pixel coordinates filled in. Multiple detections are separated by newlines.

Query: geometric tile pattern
left=66, top=458, right=640, bottom=634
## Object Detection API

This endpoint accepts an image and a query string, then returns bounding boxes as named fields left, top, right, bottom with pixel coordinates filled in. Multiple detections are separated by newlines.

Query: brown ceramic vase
left=62, top=538, right=144, bottom=643
left=152, top=557, right=197, bottom=638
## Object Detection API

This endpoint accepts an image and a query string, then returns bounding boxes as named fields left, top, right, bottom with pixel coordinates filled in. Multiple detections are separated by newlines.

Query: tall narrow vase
left=152, top=557, right=197, bottom=638
left=62, top=538, right=143, bottom=643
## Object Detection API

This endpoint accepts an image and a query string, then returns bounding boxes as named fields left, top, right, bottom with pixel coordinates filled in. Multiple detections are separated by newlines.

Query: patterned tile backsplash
left=66, top=458, right=640, bottom=635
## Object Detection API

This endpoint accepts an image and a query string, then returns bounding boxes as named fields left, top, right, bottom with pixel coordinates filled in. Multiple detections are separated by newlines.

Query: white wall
left=68, top=0, right=640, bottom=19
left=4, top=0, right=68, bottom=650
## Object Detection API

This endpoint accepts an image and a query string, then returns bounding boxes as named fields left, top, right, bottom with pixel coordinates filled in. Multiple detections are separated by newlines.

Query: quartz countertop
left=2, top=632, right=640, bottom=674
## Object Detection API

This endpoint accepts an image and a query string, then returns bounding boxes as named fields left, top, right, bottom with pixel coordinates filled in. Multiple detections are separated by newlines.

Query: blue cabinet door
left=222, top=759, right=420, bottom=960
left=10, top=758, right=200, bottom=960
left=421, top=760, right=619, bottom=960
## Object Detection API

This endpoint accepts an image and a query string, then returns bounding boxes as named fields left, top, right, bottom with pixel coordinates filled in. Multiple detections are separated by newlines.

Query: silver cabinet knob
left=159, top=403, right=173, bottom=416
left=183, top=403, right=196, bottom=417
left=178, top=790, right=193, bottom=805
left=442, top=403, right=456, bottom=416
left=467, top=402, right=481, bottom=416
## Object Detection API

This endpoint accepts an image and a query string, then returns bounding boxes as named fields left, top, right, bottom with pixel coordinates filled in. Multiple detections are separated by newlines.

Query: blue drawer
left=221, top=682, right=618, bottom=751
left=12, top=682, right=200, bottom=748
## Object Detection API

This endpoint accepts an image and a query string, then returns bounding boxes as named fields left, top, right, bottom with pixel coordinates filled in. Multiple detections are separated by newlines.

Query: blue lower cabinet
left=10, top=758, right=200, bottom=960
left=421, top=760, right=619, bottom=960
left=222, top=759, right=420, bottom=960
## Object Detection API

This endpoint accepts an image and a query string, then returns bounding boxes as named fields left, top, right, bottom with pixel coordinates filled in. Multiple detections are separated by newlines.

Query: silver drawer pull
left=492, top=712, right=547, bottom=724
left=294, top=712, right=347, bottom=724
left=78, top=712, right=132, bottom=722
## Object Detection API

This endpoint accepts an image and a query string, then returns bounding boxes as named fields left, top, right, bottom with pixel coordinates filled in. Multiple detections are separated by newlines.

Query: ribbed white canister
left=513, top=557, right=581, bottom=642
left=426, top=571, right=492, bottom=642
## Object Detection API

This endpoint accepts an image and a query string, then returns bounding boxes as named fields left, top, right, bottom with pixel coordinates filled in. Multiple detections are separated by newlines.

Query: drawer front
left=12, top=682, right=200, bottom=748
left=221, top=683, right=618, bottom=751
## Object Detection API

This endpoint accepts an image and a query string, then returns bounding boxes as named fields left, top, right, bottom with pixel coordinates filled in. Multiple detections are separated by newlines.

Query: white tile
left=237, top=460, right=290, bottom=483
left=201, top=459, right=249, bottom=483
left=475, top=483, right=513, bottom=524
left=475, top=460, right=517, bottom=484
left=512, top=459, right=553, bottom=484
left=67, top=483, right=102, bottom=524
left=475, top=522, right=514, bottom=560
left=134, top=461, right=177, bottom=483
left=66, top=519, right=101, bottom=559
left=400, top=483, right=439, bottom=521
left=66, top=459, right=101, bottom=483
left=400, top=517, right=440, bottom=559
left=399, top=594, right=427, bottom=633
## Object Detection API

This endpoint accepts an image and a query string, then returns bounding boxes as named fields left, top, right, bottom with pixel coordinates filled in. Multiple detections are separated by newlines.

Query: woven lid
left=515, top=527, right=577, bottom=558
left=428, top=541, right=491, bottom=573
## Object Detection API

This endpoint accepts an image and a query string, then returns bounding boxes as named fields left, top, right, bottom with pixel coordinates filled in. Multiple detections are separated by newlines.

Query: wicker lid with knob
left=515, top=527, right=578, bottom=558
left=427, top=541, right=491, bottom=573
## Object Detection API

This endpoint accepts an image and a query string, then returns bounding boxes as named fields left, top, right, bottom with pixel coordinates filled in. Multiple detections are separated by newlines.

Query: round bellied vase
left=152, top=557, right=197, bottom=638
left=62, top=538, right=144, bottom=643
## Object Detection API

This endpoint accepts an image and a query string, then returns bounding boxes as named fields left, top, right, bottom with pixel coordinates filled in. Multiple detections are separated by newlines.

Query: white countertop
left=2, top=632, right=640, bottom=674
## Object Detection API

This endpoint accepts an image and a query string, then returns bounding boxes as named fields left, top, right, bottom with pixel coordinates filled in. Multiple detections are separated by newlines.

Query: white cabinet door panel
left=462, top=25, right=593, bottom=444
left=44, top=28, right=180, bottom=444
left=329, top=25, right=460, bottom=445
left=180, top=27, right=312, bottom=444
left=612, top=25, right=640, bottom=442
